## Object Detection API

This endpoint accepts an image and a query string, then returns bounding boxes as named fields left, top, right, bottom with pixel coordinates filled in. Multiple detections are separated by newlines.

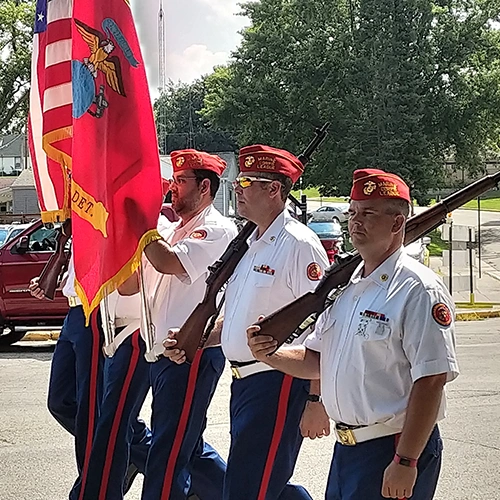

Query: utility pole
left=158, top=0, right=166, bottom=94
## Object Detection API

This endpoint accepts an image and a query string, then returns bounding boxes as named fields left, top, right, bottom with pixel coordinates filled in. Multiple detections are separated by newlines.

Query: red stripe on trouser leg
left=160, top=349, right=204, bottom=500
left=394, top=433, right=407, bottom=500
left=97, top=330, right=141, bottom=500
left=78, top=310, right=101, bottom=500
left=257, top=374, right=294, bottom=500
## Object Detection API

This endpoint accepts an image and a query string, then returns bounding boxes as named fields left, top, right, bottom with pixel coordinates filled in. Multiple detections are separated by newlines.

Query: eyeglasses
left=169, top=176, right=198, bottom=185
left=232, top=176, right=274, bottom=189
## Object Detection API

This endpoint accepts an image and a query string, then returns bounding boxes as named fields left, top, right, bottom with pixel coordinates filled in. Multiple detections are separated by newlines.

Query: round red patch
left=307, top=262, right=322, bottom=281
left=190, top=230, right=207, bottom=240
left=432, top=303, right=452, bottom=327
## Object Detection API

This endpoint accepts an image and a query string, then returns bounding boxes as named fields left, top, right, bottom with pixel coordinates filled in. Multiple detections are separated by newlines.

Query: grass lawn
left=462, top=195, right=500, bottom=211
left=427, top=228, right=449, bottom=257
left=291, top=187, right=349, bottom=202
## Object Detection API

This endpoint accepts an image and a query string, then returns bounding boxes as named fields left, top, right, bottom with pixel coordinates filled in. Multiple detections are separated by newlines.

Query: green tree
left=154, top=80, right=237, bottom=155
left=0, top=0, right=34, bottom=134
left=202, top=0, right=500, bottom=201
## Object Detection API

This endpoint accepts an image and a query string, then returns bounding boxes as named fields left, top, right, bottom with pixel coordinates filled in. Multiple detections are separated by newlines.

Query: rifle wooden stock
left=175, top=221, right=256, bottom=362
left=258, top=171, right=500, bottom=350
left=38, top=219, right=71, bottom=300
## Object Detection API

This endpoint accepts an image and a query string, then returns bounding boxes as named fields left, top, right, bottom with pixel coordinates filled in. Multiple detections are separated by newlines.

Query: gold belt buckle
left=230, top=366, right=241, bottom=379
left=68, top=296, right=79, bottom=307
left=336, top=427, right=357, bottom=446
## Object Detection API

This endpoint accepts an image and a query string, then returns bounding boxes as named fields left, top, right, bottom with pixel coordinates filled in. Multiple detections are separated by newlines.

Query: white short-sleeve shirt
left=304, top=247, right=459, bottom=430
left=221, top=210, right=329, bottom=362
left=142, top=204, right=237, bottom=356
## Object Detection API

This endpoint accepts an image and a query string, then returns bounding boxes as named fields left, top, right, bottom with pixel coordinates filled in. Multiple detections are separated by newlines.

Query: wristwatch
left=306, top=394, right=322, bottom=403
left=393, top=453, right=418, bottom=468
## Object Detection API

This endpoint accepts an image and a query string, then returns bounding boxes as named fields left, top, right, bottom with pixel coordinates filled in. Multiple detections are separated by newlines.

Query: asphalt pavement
left=1, top=317, right=499, bottom=499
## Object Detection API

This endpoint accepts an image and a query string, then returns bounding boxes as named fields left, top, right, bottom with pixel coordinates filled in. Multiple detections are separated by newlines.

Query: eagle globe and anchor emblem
left=72, top=18, right=139, bottom=119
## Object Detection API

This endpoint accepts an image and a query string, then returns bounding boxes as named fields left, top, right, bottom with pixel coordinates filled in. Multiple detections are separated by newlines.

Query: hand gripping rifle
left=255, top=171, right=500, bottom=352
left=175, top=123, right=330, bottom=362
left=38, top=219, right=72, bottom=300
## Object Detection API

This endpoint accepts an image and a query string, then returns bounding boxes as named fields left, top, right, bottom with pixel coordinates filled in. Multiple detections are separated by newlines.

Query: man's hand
left=29, top=277, right=46, bottom=300
left=300, top=401, right=331, bottom=439
left=162, top=329, right=187, bottom=364
left=382, top=460, right=418, bottom=499
left=246, top=323, right=277, bottom=362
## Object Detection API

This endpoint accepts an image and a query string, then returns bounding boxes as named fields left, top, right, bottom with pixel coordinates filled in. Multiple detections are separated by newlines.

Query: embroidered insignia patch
left=307, top=262, right=322, bottom=281
left=432, top=303, right=452, bottom=327
left=190, top=229, right=207, bottom=240
left=253, top=264, right=275, bottom=275
left=363, top=181, right=377, bottom=195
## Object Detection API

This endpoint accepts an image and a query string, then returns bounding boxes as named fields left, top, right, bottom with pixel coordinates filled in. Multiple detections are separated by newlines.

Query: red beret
left=350, top=169, right=410, bottom=203
left=171, top=149, right=226, bottom=177
left=239, top=145, right=304, bottom=183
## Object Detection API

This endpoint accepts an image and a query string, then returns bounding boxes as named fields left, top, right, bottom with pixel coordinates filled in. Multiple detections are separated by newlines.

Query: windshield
left=0, top=228, right=9, bottom=245
left=308, top=222, right=343, bottom=238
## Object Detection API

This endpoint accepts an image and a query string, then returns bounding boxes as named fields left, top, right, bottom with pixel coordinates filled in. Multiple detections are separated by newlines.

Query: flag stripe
left=47, top=18, right=72, bottom=44
left=45, top=61, right=72, bottom=88
left=47, top=0, right=72, bottom=23
left=46, top=39, right=72, bottom=67
left=43, top=83, right=73, bottom=112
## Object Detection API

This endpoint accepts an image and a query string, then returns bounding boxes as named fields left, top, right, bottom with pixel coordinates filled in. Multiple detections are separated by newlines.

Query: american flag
left=29, top=0, right=73, bottom=222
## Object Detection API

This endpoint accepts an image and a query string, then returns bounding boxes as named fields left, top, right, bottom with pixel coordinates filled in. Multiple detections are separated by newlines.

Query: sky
left=130, top=0, right=250, bottom=101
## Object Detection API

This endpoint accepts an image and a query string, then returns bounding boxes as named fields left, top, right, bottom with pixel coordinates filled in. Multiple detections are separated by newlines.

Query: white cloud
left=167, top=44, right=229, bottom=83
left=197, top=0, right=243, bottom=18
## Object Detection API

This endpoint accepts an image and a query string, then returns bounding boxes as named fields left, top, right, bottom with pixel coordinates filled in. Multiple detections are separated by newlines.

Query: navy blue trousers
left=223, top=370, right=312, bottom=500
left=325, top=425, right=443, bottom=500
left=75, top=330, right=151, bottom=500
left=47, top=306, right=103, bottom=479
left=142, top=346, right=227, bottom=500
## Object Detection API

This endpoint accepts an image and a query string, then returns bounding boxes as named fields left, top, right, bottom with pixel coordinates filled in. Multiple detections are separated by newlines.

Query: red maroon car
left=0, top=220, right=68, bottom=346
left=307, top=221, right=345, bottom=264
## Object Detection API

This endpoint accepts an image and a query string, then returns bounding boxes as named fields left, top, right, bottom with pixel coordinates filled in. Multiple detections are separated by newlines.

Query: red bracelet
left=393, top=453, right=418, bottom=468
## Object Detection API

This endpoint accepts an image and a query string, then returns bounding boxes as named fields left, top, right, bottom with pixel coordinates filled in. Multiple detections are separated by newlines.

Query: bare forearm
left=118, top=273, right=139, bottom=295
left=144, top=240, right=185, bottom=275
left=265, top=346, right=320, bottom=380
left=310, top=379, right=321, bottom=395
left=397, top=373, right=447, bottom=459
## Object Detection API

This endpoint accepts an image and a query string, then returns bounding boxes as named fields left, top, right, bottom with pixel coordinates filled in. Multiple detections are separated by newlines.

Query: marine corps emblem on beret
left=190, top=229, right=207, bottom=240
left=363, top=181, right=377, bottom=195
left=432, top=303, right=452, bottom=327
left=245, top=156, right=255, bottom=168
left=176, top=157, right=185, bottom=167
left=307, top=262, right=322, bottom=281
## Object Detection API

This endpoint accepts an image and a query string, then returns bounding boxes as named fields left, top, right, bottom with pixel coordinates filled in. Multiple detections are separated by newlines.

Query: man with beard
left=120, top=149, right=237, bottom=499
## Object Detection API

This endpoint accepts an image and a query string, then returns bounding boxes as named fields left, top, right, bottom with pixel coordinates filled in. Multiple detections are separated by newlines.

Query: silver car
left=308, top=204, right=349, bottom=223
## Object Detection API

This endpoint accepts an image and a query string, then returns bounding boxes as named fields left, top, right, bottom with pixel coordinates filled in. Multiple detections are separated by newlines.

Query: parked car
left=405, top=237, right=431, bottom=265
left=0, top=220, right=68, bottom=346
left=308, top=221, right=345, bottom=264
left=308, top=203, right=349, bottom=223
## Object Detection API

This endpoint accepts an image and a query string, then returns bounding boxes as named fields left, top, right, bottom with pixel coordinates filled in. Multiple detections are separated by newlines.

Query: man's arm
left=144, top=240, right=186, bottom=276
left=118, top=272, right=139, bottom=296
left=300, top=379, right=330, bottom=439
left=246, top=324, right=320, bottom=380
left=382, top=373, right=447, bottom=499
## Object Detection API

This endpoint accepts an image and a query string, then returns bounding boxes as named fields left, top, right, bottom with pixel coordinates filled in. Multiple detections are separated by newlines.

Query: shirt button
left=353, top=295, right=358, bottom=301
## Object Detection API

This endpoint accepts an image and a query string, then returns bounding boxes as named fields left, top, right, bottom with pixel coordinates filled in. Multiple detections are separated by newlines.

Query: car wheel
left=0, top=326, right=25, bottom=346
left=332, top=217, right=340, bottom=223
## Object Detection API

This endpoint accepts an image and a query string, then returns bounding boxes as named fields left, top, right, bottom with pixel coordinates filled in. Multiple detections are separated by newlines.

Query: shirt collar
left=174, top=204, right=213, bottom=234
left=350, top=246, right=404, bottom=289
left=249, top=209, right=290, bottom=246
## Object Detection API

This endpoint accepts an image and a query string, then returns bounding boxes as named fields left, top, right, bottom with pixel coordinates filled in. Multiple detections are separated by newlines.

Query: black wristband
left=306, top=394, right=321, bottom=403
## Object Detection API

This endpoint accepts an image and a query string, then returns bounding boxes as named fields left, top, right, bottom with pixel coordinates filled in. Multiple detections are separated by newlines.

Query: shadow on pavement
left=0, top=342, right=54, bottom=361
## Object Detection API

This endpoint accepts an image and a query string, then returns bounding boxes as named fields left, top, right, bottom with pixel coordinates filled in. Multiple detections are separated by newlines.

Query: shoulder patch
left=432, top=303, right=452, bottom=327
left=190, top=229, right=207, bottom=240
left=307, top=262, right=322, bottom=281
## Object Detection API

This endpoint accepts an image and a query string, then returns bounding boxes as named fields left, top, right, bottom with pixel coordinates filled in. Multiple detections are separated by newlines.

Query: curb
left=21, top=331, right=60, bottom=341
left=456, top=310, right=500, bottom=321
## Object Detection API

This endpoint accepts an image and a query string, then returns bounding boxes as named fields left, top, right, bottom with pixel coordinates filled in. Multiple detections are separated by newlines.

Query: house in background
left=12, top=168, right=38, bottom=215
left=0, top=134, right=29, bottom=174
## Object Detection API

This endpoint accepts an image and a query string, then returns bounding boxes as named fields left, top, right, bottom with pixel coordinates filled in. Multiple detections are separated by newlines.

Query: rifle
left=175, top=123, right=330, bottom=362
left=255, top=171, right=500, bottom=352
left=38, top=219, right=72, bottom=300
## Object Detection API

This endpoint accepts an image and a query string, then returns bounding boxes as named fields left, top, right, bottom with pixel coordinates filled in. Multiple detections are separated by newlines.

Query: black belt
left=229, top=360, right=258, bottom=368
left=336, top=422, right=367, bottom=431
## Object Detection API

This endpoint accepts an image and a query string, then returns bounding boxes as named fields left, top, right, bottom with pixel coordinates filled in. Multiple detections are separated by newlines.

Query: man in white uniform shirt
left=167, top=144, right=330, bottom=500
left=247, top=168, right=459, bottom=500
left=120, top=149, right=237, bottom=500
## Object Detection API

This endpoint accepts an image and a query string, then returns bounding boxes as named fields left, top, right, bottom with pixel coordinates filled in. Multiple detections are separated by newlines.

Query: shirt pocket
left=356, top=318, right=392, bottom=374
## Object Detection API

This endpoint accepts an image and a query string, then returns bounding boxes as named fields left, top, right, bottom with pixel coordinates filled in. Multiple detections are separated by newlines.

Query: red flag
left=71, top=0, right=163, bottom=320
left=29, top=0, right=73, bottom=223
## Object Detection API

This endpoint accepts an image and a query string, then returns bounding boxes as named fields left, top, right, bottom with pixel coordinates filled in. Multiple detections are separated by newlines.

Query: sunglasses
left=232, top=176, right=274, bottom=189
